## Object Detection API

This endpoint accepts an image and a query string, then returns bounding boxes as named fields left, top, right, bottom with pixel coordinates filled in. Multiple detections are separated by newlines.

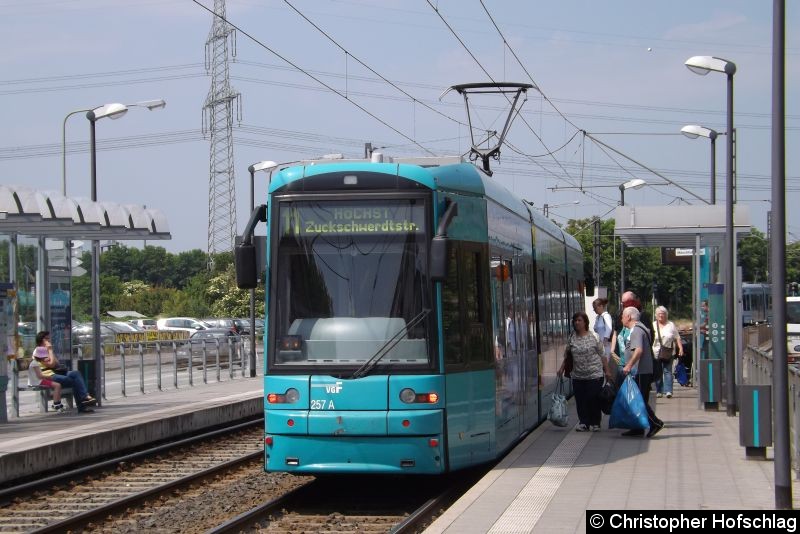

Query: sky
left=1, top=0, right=798, bottom=253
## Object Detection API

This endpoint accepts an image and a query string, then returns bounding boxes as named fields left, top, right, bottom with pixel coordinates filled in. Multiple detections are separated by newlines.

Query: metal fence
left=742, top=325, right=800, bottom=476
left=10, top=337, right=260, bottom=418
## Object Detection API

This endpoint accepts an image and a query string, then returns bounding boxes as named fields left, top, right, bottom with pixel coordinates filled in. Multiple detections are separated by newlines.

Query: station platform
left=0, top=377, right=264, bottom=485
left=426, top=386, right=800, bottom=534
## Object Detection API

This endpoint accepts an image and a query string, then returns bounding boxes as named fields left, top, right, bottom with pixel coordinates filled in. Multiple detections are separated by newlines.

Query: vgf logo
left=325, top=381, right=343, bottom=394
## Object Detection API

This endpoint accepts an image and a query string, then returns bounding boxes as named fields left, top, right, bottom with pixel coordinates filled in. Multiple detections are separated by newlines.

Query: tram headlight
left=285, top=388, right=300, bottom=403
left=267, top=388, right=300, bottom=404
left=399, top=388, right=416, bottom=403
left=399, top=388, right=439, bottom=404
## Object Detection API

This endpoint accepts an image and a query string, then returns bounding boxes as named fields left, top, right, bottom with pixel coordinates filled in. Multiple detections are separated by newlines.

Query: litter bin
left=739, top=384, right=772, bottom=460
left=698, top=359, right=722, bottom=410
left=77, top=360, right=98, bottom=400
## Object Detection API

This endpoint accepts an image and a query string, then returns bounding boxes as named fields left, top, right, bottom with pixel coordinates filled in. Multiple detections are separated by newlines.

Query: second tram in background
left=741, top=283, right=772, bottom=325
left=236, top=154, right=583, bottom=474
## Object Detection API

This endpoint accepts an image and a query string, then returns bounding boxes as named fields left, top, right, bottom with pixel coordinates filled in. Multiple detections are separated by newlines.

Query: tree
left=565, top=217, right=693, bottom=318
left=738, top=229, right=768, bottom=282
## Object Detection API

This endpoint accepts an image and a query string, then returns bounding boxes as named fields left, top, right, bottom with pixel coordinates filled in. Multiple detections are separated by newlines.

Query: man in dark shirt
left=621, top=307, right=664, bottom=438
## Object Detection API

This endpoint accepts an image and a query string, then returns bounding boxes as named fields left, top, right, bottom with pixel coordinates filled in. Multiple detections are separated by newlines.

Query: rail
left=742, top=325, right=800, bottom=476
left=9, top=337, right=260, bottom=418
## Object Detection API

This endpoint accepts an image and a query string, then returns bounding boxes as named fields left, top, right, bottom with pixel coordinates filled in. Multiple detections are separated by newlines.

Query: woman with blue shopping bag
left=558, top=311, right=613, bottom=432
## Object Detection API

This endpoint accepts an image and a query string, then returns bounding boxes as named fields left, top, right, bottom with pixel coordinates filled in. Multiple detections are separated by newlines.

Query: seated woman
left=28, top=353, right=66, bottom=413
left=34, top=331, right=97, bottom=413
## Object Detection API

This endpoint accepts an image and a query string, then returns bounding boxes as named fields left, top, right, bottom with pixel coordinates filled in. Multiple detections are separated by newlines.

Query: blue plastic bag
left=675, top=361, right=689, bottom=386
left=608, top=375, right=649, bottom=431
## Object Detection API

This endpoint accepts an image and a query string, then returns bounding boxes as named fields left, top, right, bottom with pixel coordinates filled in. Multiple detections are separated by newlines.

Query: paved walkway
left=426, top=386, right=799, bottom=534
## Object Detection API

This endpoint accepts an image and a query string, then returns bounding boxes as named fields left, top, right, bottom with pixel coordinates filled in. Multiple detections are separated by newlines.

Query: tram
left=741, top=283, right=772, bottom=325
left=236, top=155, right=584, bottom=474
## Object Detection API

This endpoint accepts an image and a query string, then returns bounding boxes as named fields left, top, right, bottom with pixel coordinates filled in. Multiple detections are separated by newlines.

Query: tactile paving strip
left=488, top=430, right=591, bottom=533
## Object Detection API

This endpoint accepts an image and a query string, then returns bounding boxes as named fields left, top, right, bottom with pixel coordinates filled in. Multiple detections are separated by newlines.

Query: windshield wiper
left=350, top=309, right=431, bottom=379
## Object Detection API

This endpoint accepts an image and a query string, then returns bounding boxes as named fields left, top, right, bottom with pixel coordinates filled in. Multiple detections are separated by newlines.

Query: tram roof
left=269, top=155, right=579, bottom=249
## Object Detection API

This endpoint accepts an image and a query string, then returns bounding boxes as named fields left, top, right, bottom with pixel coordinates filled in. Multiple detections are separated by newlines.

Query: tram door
left=491, top=252, right=526, bottom=445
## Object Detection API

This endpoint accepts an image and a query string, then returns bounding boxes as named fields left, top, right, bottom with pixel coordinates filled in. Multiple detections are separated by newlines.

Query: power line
left=282, top=0, right=467, bottom=128
left=425, top=0, right=581, bottom=187
left=190, top=0, right=436, bottom=156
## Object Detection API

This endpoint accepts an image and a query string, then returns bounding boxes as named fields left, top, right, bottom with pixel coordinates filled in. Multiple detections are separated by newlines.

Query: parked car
left=156, top=317, right=210, bottom=334
left=176, top=328, right=242, bottom=361
left=203, top=318, right=248, bottom=335
left=129, top=318, right=158, bottom=331
left=106, top=321, right=145, bottom=334
left=71, top=323, right=117, bottom=355
left=236, top=317, right=264, bottom=337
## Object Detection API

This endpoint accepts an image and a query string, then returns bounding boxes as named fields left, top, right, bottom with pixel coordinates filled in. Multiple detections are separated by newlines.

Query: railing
left=9, top=337, right=261, bottom=418
left=742, top=325, right=800, bottom=476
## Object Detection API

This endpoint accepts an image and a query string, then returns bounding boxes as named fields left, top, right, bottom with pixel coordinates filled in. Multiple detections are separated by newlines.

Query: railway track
left=0, top=417, right=486, bottom=533
left=209, top=470, right=483, bottom=533
left=0, top=419, right=280, bottom=533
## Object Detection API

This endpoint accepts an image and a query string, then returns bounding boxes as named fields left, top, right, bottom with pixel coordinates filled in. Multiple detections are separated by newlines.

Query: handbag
left=598, top=378, right=617, bottom=415
left=675, top=361, right=689, bottom=386
left=563, top=345, right=574, bottom=378
left=548, top=379, right=569, bottom=427
left=655, top=322, right=675, bottom=361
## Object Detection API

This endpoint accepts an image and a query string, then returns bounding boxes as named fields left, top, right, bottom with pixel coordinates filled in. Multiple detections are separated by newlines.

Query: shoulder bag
left=655, top=322, right=675, bottom=361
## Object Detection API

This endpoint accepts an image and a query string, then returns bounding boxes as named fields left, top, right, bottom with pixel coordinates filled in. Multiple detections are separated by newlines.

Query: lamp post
left=685, top=55, right=737, bottom=417
left=86, top=99, right=165, bottom=404
left=681, top=125, right=720, bottom=205
left=619, top=178, right=646, bottom=300
left=246, top=160, right=278, bottom=378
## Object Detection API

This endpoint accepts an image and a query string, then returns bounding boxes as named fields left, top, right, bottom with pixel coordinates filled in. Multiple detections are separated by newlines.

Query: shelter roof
left=614, top=204, right=751, bottom=248
left=0, top=185, right=170, bottom=240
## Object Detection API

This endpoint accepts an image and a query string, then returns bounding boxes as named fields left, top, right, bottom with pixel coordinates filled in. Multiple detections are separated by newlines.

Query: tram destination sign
left=281, top=202, right=424, bottom=236
left=661, top=247, right=705, bottom=266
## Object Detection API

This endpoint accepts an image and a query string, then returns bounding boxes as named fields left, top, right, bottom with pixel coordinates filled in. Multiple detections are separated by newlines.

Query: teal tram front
left=236, top=156, right=584, bottom=474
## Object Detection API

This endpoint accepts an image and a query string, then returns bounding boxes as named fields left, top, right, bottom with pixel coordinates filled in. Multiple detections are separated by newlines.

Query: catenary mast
left=203, top=0, right=241, bottom=266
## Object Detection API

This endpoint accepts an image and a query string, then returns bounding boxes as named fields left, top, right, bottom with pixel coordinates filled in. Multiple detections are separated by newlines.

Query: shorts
left=38, top=379, right=54, bottom=388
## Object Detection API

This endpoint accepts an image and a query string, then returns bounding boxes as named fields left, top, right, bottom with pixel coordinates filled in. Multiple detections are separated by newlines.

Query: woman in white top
left=592, top=298, right=613, bottom=359
left=652, top=305, right=684, bottom=398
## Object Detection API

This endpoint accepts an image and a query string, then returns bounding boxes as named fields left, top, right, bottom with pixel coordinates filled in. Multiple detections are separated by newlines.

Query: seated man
left=34, top=331, right=97, bottom=413
left=28, top=352, right=66, bottom=413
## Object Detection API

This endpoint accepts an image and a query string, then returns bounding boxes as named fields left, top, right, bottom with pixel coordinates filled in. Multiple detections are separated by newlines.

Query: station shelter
left=0, top=185, right=171, bottom=422
left=614, top=203, right=751, bottom=406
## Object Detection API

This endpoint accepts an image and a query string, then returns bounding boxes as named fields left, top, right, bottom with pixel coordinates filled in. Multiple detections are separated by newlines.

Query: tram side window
left=537, top=269, right=548, bottom=344
left=442, top=244, right=463, bottom=366
left=524, top=263, right=537, bottom=350
left=491, top=257, right=508, bottom=359
left=464, top=247, right=490, bottom=364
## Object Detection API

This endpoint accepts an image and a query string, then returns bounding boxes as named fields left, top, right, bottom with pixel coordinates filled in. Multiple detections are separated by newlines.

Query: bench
left=17, top=385, right=75, bottom=413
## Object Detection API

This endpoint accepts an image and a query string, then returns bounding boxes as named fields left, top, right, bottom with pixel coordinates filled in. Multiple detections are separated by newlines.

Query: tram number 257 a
left=311, top=399, right=335, bottom=410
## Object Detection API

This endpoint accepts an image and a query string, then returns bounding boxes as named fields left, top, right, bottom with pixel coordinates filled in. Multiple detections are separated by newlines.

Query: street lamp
left=685, top=54, right=737, bottom=417
left=86, top=99, right=165, bottom=404
left=63, top=100, right=165, bottom=196
left=245, top=160, right=279, bottom=378
left=619, top=178, right=646, bottom=298
left=681, top=125, right=720, bottom=205
left=542, top=200, right=579, bottom=217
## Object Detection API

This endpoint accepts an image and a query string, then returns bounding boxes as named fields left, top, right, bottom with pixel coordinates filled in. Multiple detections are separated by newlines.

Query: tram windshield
left=271, top=198, right=433, bottom=369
